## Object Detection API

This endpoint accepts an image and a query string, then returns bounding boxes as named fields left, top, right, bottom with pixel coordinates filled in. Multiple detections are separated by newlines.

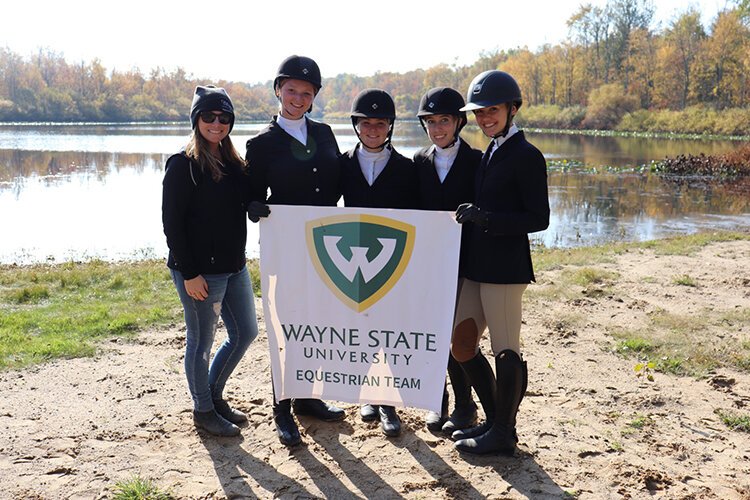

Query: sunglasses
left=199, top=111, right=232, bottom=124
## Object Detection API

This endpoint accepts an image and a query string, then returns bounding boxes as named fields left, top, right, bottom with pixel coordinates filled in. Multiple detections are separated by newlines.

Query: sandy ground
left=1, top=239, right=749, bottom=499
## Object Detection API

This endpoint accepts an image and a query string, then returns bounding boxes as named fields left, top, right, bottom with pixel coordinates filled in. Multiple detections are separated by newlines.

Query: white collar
left=430, top=137, right=461, bottom=158
left=276, top=114, right=306, bottom=130
left=493, top=123, right=519, bottom=150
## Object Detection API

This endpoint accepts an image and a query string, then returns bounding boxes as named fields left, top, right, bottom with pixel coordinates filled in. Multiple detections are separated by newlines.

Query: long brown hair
left=184, top=130, right=246, bottom=182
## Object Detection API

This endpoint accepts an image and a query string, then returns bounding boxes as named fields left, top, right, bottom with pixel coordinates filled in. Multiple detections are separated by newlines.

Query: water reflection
left=1, top=123, right=748, bottom=264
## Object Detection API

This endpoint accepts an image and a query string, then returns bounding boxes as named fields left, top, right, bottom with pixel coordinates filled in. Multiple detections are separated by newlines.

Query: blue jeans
left=171, top=266, right=258, bottom=412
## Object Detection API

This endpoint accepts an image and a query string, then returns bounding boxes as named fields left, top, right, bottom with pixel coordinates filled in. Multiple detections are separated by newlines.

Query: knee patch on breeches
left=451, top=318, right=481, bottom=363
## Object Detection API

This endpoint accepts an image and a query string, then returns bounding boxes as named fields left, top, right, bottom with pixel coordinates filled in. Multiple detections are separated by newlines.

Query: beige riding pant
left=451, top=279, right=527, bottom=362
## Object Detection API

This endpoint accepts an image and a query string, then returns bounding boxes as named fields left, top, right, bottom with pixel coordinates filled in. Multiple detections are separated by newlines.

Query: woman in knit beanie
left=162, top=85, right=258, bottom=437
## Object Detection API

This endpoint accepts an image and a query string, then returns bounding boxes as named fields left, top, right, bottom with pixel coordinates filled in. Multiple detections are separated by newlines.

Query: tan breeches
left=451, top=279, right=527, bottom=362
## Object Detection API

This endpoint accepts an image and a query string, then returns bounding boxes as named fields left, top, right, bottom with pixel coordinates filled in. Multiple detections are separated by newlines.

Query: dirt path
left=1, top=240, right=749, bottom=499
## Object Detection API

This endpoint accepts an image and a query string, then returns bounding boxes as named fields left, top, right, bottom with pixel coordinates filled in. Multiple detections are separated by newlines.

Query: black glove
left=455, top=203, right=489, bottom=227
left=248, top=201, right=271, bottom=223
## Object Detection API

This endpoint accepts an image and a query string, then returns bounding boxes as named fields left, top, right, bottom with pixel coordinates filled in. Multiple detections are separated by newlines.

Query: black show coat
left=413, top=139, right=481, bottom=276
left=245, top=117, right=341, bottom=207
left=462, top=131, right=550, bottom=284
left=340, top=145, right=418, bottom=209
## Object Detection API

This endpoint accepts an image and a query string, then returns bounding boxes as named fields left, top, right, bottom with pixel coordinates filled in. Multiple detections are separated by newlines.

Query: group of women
left=161, top=55, right=550, bottom=457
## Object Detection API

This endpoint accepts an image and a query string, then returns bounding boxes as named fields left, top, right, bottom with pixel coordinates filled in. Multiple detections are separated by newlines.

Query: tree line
left=1, top=0, right=749, bottom=134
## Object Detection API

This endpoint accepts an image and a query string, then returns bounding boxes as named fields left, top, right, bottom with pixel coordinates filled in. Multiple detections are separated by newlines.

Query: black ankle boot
left=456, top=350, right=526, bottom=455
left=379, top=405, right=401, bottom=437
left=360, top=404, right=379, bottom=422
left=213, top=399, right=248, bottom=425
left=424, top=387, right=449, bottom=431
left=451, top=352, right=495, bottom=440
left=274, top=398, right=301, bottom=446
left=292, top=398, right=345, bottom=422
left=193, top=409, right=240, bottom=437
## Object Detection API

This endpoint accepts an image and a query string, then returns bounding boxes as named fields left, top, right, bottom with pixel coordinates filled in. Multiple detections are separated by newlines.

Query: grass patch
left=4, top=284, right=50, bottom=304
left=533, top=245, right=620, bottom=272
left=616, top=337, right=655, bottom=354
left=566, top=267, right=620, bottom=287
left=247, top=259, right=261, bottom=298
left=635, top=231, right=749, bottom=256
left=112, top=475, right=174, bottom=500
left=655, top=356, right=688, bottom=375
left=609, top=441, right=624, bottom=452
left=610, top=313, right=738, bottom=377
left=0, top=258, right=263, bottom=370
left=0, top=259, right=182, bottom=370
left=672, top=274, right=697, bottom=287
left=628, top=414, right=653, bottom=429
left=720, top=308, right=750, bottom=328
left=714, top=409, right=750, bottom=433
left=649, top=308, right=707, bottom=334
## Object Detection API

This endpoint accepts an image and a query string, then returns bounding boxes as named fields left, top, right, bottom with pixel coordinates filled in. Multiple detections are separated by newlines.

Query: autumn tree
left=693, top=9, right=750, bottom=108
left=659, top=8, right=705, bottom=108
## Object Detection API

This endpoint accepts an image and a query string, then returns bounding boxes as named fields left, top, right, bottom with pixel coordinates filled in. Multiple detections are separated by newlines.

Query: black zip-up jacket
left=162, top=152, right=249, bottom=280
left=463, top=131, right=550, bottom=284
left=413, top=139, right=481, bottom=275
left=340, top=145, right=418, bottom=209
left=245, top=117, right=341, bottom=206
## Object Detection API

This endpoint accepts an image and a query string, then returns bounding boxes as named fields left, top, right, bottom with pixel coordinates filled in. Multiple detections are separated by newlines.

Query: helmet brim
left=351, top=112, right=395, bottom=120
left=459, top=102, right=489, bottom=112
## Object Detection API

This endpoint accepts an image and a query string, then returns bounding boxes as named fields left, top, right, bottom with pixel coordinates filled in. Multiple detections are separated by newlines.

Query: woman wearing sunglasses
left=162, top=85, right=259, bottom=437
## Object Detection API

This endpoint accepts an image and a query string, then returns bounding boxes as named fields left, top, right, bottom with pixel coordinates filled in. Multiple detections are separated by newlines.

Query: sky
left=1, top=0, right=729, bottom=85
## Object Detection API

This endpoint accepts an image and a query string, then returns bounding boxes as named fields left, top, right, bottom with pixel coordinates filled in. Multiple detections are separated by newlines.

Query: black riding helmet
left=460, top=70, right=522, bottom=138
left=416, top=87, right=467, bottom=145
left=350, top=88, right=396, bottom=150
left=274, top=55, right=322, bottom=114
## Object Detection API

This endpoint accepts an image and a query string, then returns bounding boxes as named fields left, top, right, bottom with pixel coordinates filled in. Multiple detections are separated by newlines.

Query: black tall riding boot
left=451, top=352, right=496, bottom=441
left=442, top=354, right=478, bottom=434
left=272, top=383, right=301, bottom=446
left=455, top=349, right=526, bottom=455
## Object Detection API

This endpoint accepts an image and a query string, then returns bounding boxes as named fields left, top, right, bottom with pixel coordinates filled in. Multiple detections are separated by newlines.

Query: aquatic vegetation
left=654, top=144, right=750, bottom=179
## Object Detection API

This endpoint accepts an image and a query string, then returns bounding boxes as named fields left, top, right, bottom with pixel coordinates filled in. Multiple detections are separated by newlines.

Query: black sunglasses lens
left=200, top=112, right=232, bottom=124
left=200, top=112, right=217, bottom=123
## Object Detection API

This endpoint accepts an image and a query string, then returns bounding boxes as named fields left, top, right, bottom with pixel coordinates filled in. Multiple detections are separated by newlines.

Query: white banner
left=259, top=205, right=461, bottom=412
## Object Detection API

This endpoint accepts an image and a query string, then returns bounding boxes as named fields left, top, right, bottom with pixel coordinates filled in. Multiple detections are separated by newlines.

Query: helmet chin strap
left=492, top=106, right=515, bottom=139
left=448, top=117, right=467, bottom=148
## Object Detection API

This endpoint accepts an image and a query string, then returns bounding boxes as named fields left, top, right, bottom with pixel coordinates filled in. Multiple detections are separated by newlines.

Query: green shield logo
left=306, top=214, right=416, bottom=312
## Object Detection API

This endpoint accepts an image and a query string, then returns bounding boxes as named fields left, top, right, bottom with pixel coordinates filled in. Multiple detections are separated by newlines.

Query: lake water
left=1, top=122, right=748, bottom=264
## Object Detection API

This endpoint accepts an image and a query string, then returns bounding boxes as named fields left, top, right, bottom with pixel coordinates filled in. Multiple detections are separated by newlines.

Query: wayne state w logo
left=306, top=215, right=415, bottom=312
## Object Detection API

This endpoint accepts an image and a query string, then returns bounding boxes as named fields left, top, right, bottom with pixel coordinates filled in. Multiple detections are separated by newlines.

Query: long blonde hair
left=184, top=131, right=246, bottom=182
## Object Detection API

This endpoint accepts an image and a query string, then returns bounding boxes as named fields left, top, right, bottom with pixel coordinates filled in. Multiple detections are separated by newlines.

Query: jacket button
left=313, top=168, right=317, bottom=172
left=306, top=149, right=311, bottom=153
left=315, top=188, right=320, bottom=192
